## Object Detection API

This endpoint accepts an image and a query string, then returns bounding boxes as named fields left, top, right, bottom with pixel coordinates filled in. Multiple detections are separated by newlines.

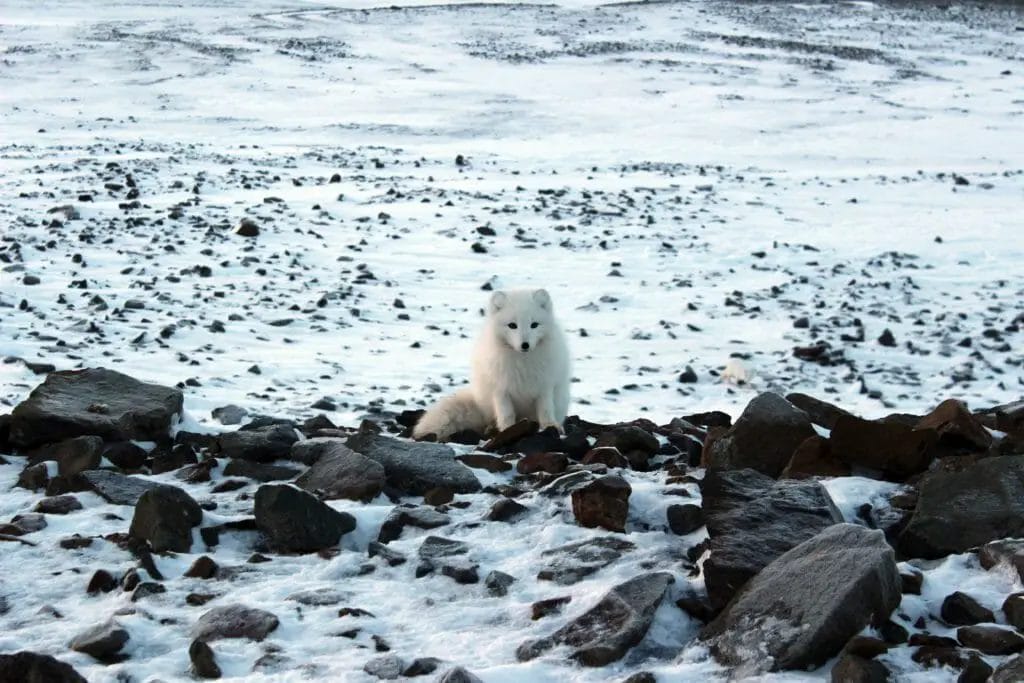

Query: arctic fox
left=413, top=288, right=571, bottom=441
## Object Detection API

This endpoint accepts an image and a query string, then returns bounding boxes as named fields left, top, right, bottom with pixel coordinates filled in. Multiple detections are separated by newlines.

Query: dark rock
left=378, top=505, right=450, bottom=544
left=211, top=478, right=248, bottom=493
left=364, top=654, right=404, bottom=679
left=674, top=590, right=715, bottom=623
left=87, top=569, right=118, bottom=594
left=402, top=657, right=442, bottom=676
left=216, top=424, right=298, bottom=463
left=129, top=485, right=203, bottom=553
left=830, top=414, right=937, bottom=480
left=347, top=433, right=481, bottom=495
left=254, top=484, right=356, bottom=553
left=69, top=620, right=130, bottom=662
left=941, top=591, right=995, bottom=625
left=34, top=494, right=82, bottom=515
left=540, top=470, right=594, bottom=497
left=844, top=635, right=889, bottom=659
left=959, top=654, right=994, bottom=683
left=916, top=399, right=992, bottom=451
left=912, top=645, right=964, bottom=669
left=899, top=456, right=1024, bottom=559
left=703, top=392, right=815, bottom=477
left=151, top=443, right=197, bottom=474
left=909, top=633, right=959, bottom=648
left=480, top=419, right=539, bottom=451
left=189, top=639, right=221, bottom=678
left=900, top=570, right=923, bottom=595
left=786, top=393, right=854, bottom=431
left=212, top=404, right=248, bottom=426
left=485, top=570, right=515, bottom=597
left=621, top=674, right=656, bottom=683
left=595, top=425, right=659, bottom=457
left=1004, top=593, right=1024, bottom=630
left=10, top=368, right=183, bottom=448
left=15, top=462, right=49, bottom=490
left=992, top=655, right=1024, bottom=683
left=486, top=498, right=528, bottom=522
left=131, top=581, right=166, bottom=601
left=294, top=443, right=384, bottom=501
left=423, top=487, right=453, bottom=505
left=456, top=453, right=512, bottom=472
left=516, top=451, right=568, bottom=475
left=289, top=436, right=346, bottom=465
left=440, top=561, right=479, bottom=584
left=517, top=572, right=672, bottom=666
left=222, top=459, right=300, bottom=482
left=80, top=469, right=176, bottom=506
left=830, top=653, right=889, bottom=683
left=571, top=475, right=631, bottom=532
left=532, top=596, right=571, bottom=620
left=185, top=556, right=219, bottom=579
left=102, top=441, right=148, bottom=470
left=27, top=435, right=104, bottom=477
left=419, top=536, right=468, bottom=560
left=701, top=467, right=841, bottom=609
left=667, top=504, right=703, bottom=535
left=538, top=537, right=635, bottom=585
left=781, top=436, right=851, bottom=479
left=701, top=524, right=900, bottom=675
left=980, top=539, right=1024, bottom=581
left=191, top=605, right=279, bottom=641
left=581, top=446, right=628, bottom=468
left=879, top=620, right=909, bottom=644
left=368, top=541, right=408, bottom=566
left=435, top=666, right=483, bottom=683
left=234, top=218, right=260, bottom=237
left=0, top=652, right=87, bottom=682
left=957, top=624, right=1024, bottom=654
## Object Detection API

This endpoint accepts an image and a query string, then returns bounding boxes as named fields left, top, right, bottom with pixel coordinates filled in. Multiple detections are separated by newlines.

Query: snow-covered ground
left=1, top=0, right=1023, bottom=681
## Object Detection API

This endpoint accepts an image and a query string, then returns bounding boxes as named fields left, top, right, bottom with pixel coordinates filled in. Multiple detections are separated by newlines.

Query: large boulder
left=346, top=433, right=480, bottom=495
left=129, top=486, right=203, bottom=553
left=9, top=368, right=183, bottom=448
left=295, top=441, right=385, bottom=502
left=80, top=470, right=175, bottom=506
left=216, top=424, right=298, bottom=462
left=0, top=652, right=87, bottom=682
left=898, top=456, right=1024, bottom=559
left=701, top=467, right=841, bottom=610
left=254, top=484, right=356, bottom=553
left=517, top=572, right=673, bottom=666
left=701, top=524, right=900, bottom=675
left=192, top=605, right=279, bottom=642
left=830, top=414, right=937, bottom=480
left=915, top=399, right=992, bottom=452
left=703, top=393, right=816, bottom=477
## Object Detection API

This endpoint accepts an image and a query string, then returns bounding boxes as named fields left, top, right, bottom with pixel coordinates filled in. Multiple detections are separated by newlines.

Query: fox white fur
left=413, top=288, right=571, bottom=440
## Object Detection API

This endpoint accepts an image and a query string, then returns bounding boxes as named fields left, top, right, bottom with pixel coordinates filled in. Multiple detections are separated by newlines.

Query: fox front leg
left=493, top=393, right=517, bottom=432
left=536, top=392, right=564, bottom=434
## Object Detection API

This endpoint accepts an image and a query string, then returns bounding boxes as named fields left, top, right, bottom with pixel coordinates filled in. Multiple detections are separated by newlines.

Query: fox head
left=486, top=288, right=555, bottom=353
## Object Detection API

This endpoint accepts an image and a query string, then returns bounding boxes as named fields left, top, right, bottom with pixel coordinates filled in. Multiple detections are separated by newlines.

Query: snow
left=1, top=0, right=1023, bottom=680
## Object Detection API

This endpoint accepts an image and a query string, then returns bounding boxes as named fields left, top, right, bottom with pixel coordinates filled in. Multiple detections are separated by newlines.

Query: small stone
left=185, top=556, right=219, bottom=579
left=666, top=504, right=703, bottom=535
left=34, top=495, right=83, bottom=515
left=485, top=570, right=515, bottom=597
left=485, top=498, right=528, bottom=523
left=956, top=624, right=1024, bottom=655
left=570, top=475, right=631, bottom=532
left=192, top=605, right=279, bottom=642
left=531, top=596, right=571, bottom=620
left=941, top=591, right=995, bottom=626
left=189, top=639, right=221, bottom=679
left=87, top=569, right=117, bottom=594
left=69, top=620, right=130, bottom=662
left=234, top=218, right=260, bottom=237
left=363, top=654, right=405, bottom=680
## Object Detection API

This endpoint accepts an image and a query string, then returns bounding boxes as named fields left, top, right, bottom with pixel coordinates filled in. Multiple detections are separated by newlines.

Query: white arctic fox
left=413, top=288, right=571, bottom=441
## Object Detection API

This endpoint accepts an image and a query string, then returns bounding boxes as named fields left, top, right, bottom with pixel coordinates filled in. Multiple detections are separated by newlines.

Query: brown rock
left=455, top=453, right=512, bottom=473
left=831, top=414, right=937, bottom=479
left=916, top=399, right=992, bottom=451
left=516, top=452, right=568, bottom=475
left=571, top=475, right=631, bottom=532
left=581, top=447, right=628, bottom=468
left=531, top=596, right=571, bottom=620
left=781, top=436, right=851, bottom=479
left=957, top=624, right=1024, bottom=655
left=1003, top=593, right=1024, bottom=631
left=941, top=591, right=995, bottom=625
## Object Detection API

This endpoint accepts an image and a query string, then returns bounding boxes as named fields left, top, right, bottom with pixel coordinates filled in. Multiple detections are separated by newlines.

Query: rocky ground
left=1, top=0, right=1023, bottom=681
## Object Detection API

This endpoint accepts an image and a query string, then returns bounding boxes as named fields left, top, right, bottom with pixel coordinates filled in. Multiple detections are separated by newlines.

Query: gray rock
left=80, top=469, right=175, bottom=506
left=189, top=639, right=221, bottom=678
left=27, top=435, right=103, bottom=475
left=899, top=456, right=1024, bottom=559
left=129, top=485, right=203, bottom=553
left=289, top=436, right=345, bottom=465
left=295, top=442, right=385, bottom=502
left=10, top=368, right=183, bottom=448
left=34, top=494, right=83, bottom=515
left=254, top=484, right=356, bottom=553
left=537, top=537, right=635, bottom=585
left=364, top=654, right=405, bottom=680
left=701, top=524, right=900, bottom=675
left=485, top=570, right=515, bottom=597
left=830, top=653, right=889, bottom=683
left=419, top=536, right=469, bottom=560
left=346, top=433, right=480, bottom=495
left=992, top=655, right=1024, bottom=683
left=217, top=424, right=298, bottom=463
left=212, top=404, right=248, bottom=426
left=979, top=539, right=1024, bottom=582
left=517, top=572, right=673, bottom=666
left=0, top=651, right=87, bottom=682
left=69, top=620, right=130, bottom=662
left=701, top=467, right=841, bottom=609
left=435, top=666, right=483, bottom=683
left=704, top=392, right=815, bottom=477
left=378, top=506, right=451, bottom=543
left=222, top=460, right=301, bottom=482
left=192, top=605, right=279, bottom=642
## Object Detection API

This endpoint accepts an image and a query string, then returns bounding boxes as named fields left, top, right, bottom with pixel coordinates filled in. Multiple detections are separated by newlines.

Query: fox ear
left=489, top=291, right=508, bottom=314
left=533, top=288, right=551, bottom=310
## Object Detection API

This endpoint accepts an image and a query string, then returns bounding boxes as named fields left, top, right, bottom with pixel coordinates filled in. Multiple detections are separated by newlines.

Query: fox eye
left=507, top=322, right=517, bottom=329
left=530, top=322, right=539, bottom=329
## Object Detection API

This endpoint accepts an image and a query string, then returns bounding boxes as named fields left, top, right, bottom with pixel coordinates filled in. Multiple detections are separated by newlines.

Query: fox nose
left=520, top=342, right=530, bottom=351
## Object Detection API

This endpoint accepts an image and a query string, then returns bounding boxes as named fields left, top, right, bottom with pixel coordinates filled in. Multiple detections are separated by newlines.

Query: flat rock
left=785, top=393, right=854, bottom=431
left=10, top=368, right=183, bottom=448
left=346, top=433, right=480, bottom=495
left=34, top=494, right=83, bottom=515
left=957, top=624, right=1024, bottom=655
left=254, top=483, right=356, bottom=553
left=0, top=651, right=87, bottom=682
left=295, top=442, right=385, bottom=502
left=537, top=537, right=635, bottom=585
left=702, top=524, right=900, bottom=675
left=701, top=467, right=841, bottom=610
left=128, top=485, right=203, bottom=553
left=703, top=392, right=816, bottom=477
left=80, top=469, right=177, bottom=506
left=378, top=505, right=450, bottom=543
left=364, top=654, right=405, bottom=680
left=898, top=456, right=1024, bottom=559
left=216, top=424, right=298, bottom=463
left=192, top=605, right=279, bottom=642
left=517, top=572, right=673, bottom=666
